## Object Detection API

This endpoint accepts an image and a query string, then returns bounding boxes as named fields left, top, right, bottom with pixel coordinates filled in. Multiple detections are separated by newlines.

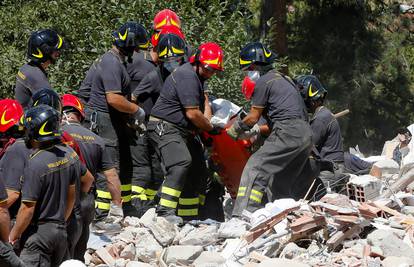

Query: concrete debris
left=85, top=154, right=414, bottom=267
left=164, top=245, right=203, bottom=265
left=367, top=229, right=414, bottom=259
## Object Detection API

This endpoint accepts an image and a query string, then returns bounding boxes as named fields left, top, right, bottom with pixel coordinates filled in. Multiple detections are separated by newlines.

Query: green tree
left=0, top=0, right=251, bottom=105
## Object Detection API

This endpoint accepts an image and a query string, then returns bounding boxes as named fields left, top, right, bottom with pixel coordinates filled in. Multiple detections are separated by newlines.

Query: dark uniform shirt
left=0, top=139, right=31, bottom=193
left=15, top=63, right=51, bottom=109
left=151, top=63, right=205, bottom=129
left=127, top=52, right=157, bottom=90
left=133, top=67, right=164, bottom=116
left=62, top=122, right=115, bottom=177
left=21, top=144, right=86, bottom=223
left=88, top=49, right=131, bottom=113
left=310, top=106, right=344, bottom=162
left=78, top=59, right=99, bottom=105
left=0, top=178, right=7, bottom=204
left=251, top=70, right=307, bottom=126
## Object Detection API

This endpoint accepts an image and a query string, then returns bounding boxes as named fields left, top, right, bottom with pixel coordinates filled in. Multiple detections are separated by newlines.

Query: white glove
left=108, top=202, right=123, bottom=219
left=238, top=124, right=261, bottom=140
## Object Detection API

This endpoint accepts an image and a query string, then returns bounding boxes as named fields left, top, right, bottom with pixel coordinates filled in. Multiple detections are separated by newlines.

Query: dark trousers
left=0, top=241, right=24, bottom=267
left=20, top=223, right=67, bottom=267
left=74, top=192, right=95, bottom=262
left=232, top=119, right=312, bottom=217
left=319, top=162, right=350, bottom=194
left=87, top=109, right=138, bottom=217
left=66, top=212, right=82, bottom=258
left=130, top=132, right=163, bottom=216
left=147, top=120, right=207, bottom=220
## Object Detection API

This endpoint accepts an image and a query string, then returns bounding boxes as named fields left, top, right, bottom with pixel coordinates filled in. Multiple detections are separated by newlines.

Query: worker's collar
left=110, top=47, right=126, bottom=64
left=311, top=105, right=325, bottom=120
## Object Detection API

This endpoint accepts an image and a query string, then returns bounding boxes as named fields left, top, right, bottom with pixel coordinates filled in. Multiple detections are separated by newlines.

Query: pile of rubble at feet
left=85, top=158, right=414, bottom=267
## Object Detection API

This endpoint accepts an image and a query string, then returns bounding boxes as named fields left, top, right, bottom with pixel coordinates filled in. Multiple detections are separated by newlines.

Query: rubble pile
left=84, top=152, right=414, bottom=266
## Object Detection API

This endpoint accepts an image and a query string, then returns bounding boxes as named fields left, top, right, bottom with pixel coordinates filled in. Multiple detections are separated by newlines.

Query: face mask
left=163, top=60, right=181, bottom=73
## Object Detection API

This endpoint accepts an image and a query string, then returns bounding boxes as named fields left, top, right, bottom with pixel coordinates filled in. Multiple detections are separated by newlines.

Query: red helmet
left=153, top=9, right=181, bottom=31
left=190, top=42, right=224, bottom=71
left=61, top=94, right=85, bottom=120
left=0, top=99, right=23, bottom=133
left=241, top=76, right=256, bottom=100
left=151, top=25, right=185, bottom=48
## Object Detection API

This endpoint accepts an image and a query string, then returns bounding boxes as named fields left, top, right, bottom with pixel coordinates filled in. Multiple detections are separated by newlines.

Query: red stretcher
left=204, top=127, right=252, bottom=199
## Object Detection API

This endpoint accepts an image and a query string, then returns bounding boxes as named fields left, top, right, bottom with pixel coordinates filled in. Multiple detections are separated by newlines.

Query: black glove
left=208, top=126, right=222, bottom=135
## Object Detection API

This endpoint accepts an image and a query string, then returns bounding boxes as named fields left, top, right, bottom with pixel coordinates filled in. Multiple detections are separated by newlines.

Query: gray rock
left=258, top=258, right=310, bottom=267
left=139, top=208, right=156, bottom=226
left=113, top=258, right=127, bottom=267
left=280, top=243, right=306, bottom=259
left=382, top=256, right=414, bottom=267
left=143, top=217, right=178, bottom=246
left=174, top=224, right=196, bottom=244
left=112, top=227, right=136, bottom=242
left=180, top=225, right=219, bottom=246
left=367, top=229, right=414, bottom=259
left=401, top=206, right=414, bottom=216
left=126, top=262, right=153, bottom=267
left=123, top=216, right=141, bottom=227
left=120, top=243, right=135, bottom=260
left=192, top=251, right=226, bottom=267
left=165, top=245, right=203, bottom=265
left=373, top=159, right=399, bottom=175
left=218, top=218, right=249, bottom=238
left=133, top=228, right=162, bottom=263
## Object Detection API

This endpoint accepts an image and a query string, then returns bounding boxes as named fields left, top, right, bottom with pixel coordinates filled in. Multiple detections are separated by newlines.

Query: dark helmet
left=239, top=42, right=276, bottom=70
left=113, top=22, right=149, bottom=54
left=295, top=75, right=327, bottom=102
left=32, top=88, right=62, bottom=113
left=157, top=33, right=186, bottom=61
left=24, top=104, right=62, bottom=144
left=27, top=29, right=65, bottom=64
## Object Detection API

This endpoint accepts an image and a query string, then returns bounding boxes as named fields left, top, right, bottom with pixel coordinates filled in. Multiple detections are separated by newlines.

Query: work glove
left=208, top=125, right=222, bottom=135
left=108, top=202, right=124, bottom=222
left=238, top=124, right=261, bottom=140
left=133, top=108, right=146, bottom=124
left=227, top=119, right=249, bottom=140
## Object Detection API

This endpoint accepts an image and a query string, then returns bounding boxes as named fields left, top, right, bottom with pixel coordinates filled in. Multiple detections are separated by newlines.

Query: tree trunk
left=261, top=0, right=288, bottom=73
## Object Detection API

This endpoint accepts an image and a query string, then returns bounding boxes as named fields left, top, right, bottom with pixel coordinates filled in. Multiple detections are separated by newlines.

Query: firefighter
left=9, top=105, right=88, bottom=266
left=131, top=33, right=186, bottom=215
left=0, top=100, right=32, bottom=221
left=60, top=94, right=122, bottom=261
left=229, top=42, right=312, bottom=216
left=30, top=89, right=95, bottom=258
left=296, top=75, right=351, bottom=194
left=87, top=22, right=147, bottom=217
left=147, top=42, right=223, bottom=222
left=0, top=177, right=24, bottom=267
left=78, top=23, right=150, bottom=105
left=15, top=29, right=65, bottom=109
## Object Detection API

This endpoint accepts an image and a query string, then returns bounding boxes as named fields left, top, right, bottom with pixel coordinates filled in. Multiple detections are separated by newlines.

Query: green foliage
left=0, top=0, right=251, bottom=105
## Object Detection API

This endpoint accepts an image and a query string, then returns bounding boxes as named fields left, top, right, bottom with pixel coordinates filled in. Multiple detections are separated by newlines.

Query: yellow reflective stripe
left=237, top=192, right=245, bottom=197
left=147, top=195, right=155, bottom=200
left=177, top=209, right=198, bottom=216
left=161, top=186, right=181, bottom=198
left=131, top=194, right=147, bottom=200
left=160, top=198, right=178, bottom=209
left=131, top=185, right=145, bottom=194
left=145, top=188, right=157, bottom=196
left=97, top=190, right=112, bottom=199
left=122, top=195, right=131, bottom=202
left=237, top=186, right=246, bottom=197
left=249, top=194, right=262, bottom=203
left=121, top=184, right=131, bottom=191
left=179, top=197, right=199, bottom=205
left=199, top=194, right=206, bottom=205
left=251, top=189, right=263, bottom=197
left=95, top=201, right=110, bottom=210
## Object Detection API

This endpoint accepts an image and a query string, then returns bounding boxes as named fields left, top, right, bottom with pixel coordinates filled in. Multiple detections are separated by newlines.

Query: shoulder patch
left=17, top=71, right=26, bottom=80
